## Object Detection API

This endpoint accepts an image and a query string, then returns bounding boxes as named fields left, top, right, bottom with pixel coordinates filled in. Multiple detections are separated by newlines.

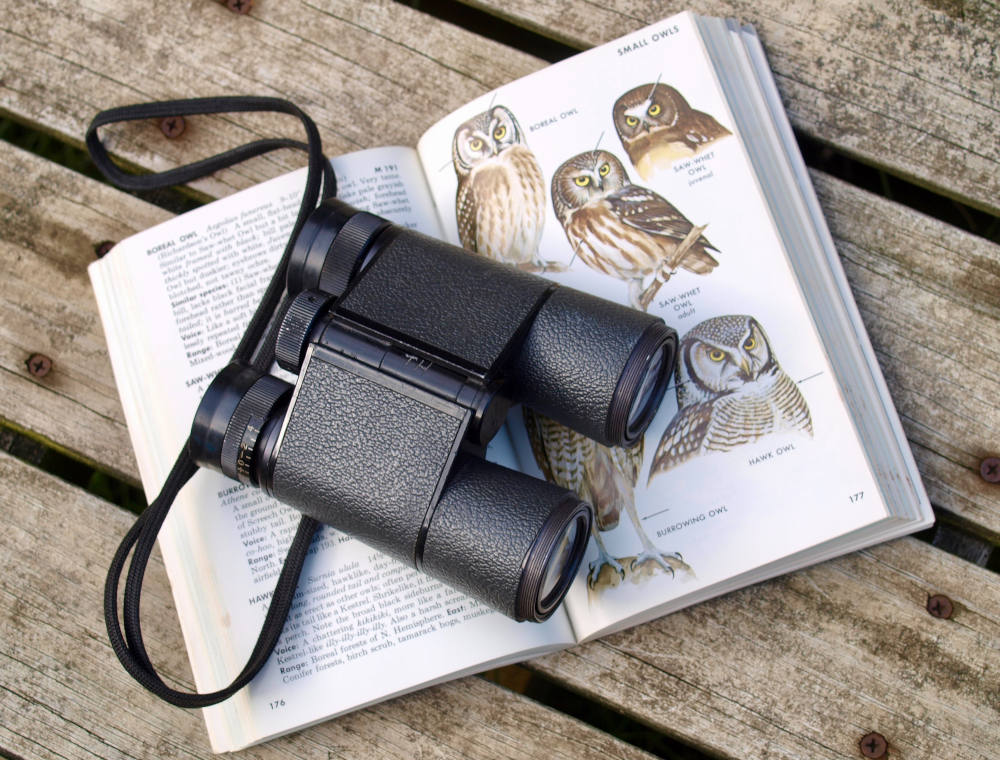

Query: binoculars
left=190, top=199, right=676, bottom=622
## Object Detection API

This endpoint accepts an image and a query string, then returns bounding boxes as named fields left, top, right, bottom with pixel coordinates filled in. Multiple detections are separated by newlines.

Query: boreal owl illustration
left=452, top=105, right=561, bottom=272
left=524, top=408, right=689, bottom=589
left=613, top=82, right=732, bottom=179
left=649, top=315, right=813, bottom=481
left=551, top=150, right=718, bottom=310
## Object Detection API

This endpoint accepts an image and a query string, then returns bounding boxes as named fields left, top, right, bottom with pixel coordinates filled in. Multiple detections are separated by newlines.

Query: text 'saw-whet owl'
left=452, top=105, right=561, bottom=272
left=613, top=82, right=732, bottom=179
left=552, top=150, right=718, bottom=311
left=525, top=409, right=689, bottom=591
left=649, top=315, right=813, bottom=482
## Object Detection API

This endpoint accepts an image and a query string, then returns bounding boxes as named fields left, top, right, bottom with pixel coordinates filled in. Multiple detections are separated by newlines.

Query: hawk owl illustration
left=613, top=82, right=732, bottom=179
left=452, top=105, right=562, bottom=272
left=551, top=149, right=718, bottom=310
left=524, top=408, right=688, bottom=589
left=649, top=315, right=813, bottom=482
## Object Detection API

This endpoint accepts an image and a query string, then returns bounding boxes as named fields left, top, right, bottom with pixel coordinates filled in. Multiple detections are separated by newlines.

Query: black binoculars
left=190, top=199, right=676, bottom=622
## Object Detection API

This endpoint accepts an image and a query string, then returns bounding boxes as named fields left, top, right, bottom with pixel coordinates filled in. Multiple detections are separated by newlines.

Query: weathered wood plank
left=0, top=0, right=543, bottom=200
left=3, top=138, right=997, bottom=536
left=0, top=142, right=168, bottom=483
left=10, top=0, right=997, bottom=218
left=0, top=449, right=658, bottom=760
left=461, top=0, right=1000, bottom=216
left=530, top=537, right=1000, bottom=760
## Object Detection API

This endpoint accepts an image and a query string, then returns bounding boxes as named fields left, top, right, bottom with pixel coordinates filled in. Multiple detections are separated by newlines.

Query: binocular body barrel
left=284, top=200, right=675, bottom=448
left=510, top=286, right=671, bottom=446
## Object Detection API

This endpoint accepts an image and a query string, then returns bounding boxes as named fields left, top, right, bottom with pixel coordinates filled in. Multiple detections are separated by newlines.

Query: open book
left=89, top=12, right=933, bottom=752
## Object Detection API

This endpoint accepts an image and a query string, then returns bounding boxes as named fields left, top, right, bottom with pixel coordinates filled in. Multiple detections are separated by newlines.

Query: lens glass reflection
left=626, top=344, right=667, bottom=432
left=539, top=517, right=581, bottom=602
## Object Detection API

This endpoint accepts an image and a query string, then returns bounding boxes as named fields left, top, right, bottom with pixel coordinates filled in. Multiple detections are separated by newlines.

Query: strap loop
left=92, top=96, right=333, bottom=707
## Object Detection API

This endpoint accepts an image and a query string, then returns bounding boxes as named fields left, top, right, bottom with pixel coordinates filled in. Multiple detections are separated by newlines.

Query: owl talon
left=629, top=550, right=677, bottom=578
left=588, top=554, right=626, bottom=589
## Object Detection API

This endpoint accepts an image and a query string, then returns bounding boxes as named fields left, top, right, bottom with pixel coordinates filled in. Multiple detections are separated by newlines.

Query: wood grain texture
left=0, top=450, right=658, bottom=760
left=3, top=139, right=996, bottom=536
left=461, top=0, right=1000, bottom=216
left=0, top=142, right=169, bottom=483
left=0, top=0, right=543, bottom=200
left=12, top=0, right=992, bottom=216
left=529, top=536, right=1000, bottom=760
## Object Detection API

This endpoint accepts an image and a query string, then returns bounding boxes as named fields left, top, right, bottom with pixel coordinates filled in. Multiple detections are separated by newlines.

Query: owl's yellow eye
left=648, top=104, right=662, bottom=116
left=708, top=349, right=726, bottom=362
left=493, top=125, right=507, bottom=140
left=598, top=163, right=610, bottom=177
left=574, top=176, right=591, bottom=187
left=743, top=336, right=757, bottom=350
left=469, top=138, right=483, bottom=151
left=625, top=115, right=639, bottom=127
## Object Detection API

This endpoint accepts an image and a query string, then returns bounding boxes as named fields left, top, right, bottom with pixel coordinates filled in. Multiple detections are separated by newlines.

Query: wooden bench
left=2, top=1, right=998, bottom=758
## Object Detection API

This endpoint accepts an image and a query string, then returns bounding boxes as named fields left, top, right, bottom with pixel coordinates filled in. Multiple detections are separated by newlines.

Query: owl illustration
left=551, top=150, right=718, bottom=310
left=524, top=408, right=688, bottom=589
left=452, top=105, right=561, bottom=272
left=649, top=315, right=813, bottom=481
left=613, top=82, right=732, bottom=179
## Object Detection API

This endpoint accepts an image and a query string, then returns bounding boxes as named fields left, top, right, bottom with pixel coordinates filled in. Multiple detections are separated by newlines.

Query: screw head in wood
left=926, top=593, right=953, bottom=619
left=980, top=457, right=1000, bottom=483
left=94, top=240, right=115, bottom=258
left=25, top=353, right=53, bottom=378
left=859, top=732, right=887, bottom=759
left=226, top=0, right=252, bottom=13
left=160, top=116, right=186, bottom=139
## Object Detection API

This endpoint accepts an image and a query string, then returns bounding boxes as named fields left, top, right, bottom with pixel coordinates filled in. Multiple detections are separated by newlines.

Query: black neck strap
left=89, top=96, right=335, bottom=707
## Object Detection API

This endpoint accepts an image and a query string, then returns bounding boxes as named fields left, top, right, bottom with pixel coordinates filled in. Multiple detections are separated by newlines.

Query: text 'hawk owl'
left=649, top=315, right=813, bottom=482
left=551, top=149, right=719, bottom=310
left=452, top=105, right=561, bottom=272
left=613, top=82, right=732, bottom=179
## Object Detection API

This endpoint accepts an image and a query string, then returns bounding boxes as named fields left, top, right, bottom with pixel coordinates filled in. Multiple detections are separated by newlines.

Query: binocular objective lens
left=539, top=516, right=582, bottom=604
left=626, top=343, right=669, bottom=438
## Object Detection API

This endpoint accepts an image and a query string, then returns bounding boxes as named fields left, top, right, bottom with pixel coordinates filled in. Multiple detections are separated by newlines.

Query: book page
left=415, top=13, right=893, bottom=640
left=90, top=145, right=574, bottom=752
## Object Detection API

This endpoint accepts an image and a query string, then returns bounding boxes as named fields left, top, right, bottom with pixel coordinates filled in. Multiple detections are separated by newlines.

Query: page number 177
left=848, top=491, right=864, bottom=503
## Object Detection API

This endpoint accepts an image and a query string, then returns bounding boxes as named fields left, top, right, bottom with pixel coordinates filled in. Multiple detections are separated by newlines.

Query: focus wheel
left=318, top=211, right=388, bottom=296
left=220, top=374, right=292, bottom=484
left=275, top=290, right=336, bottom=373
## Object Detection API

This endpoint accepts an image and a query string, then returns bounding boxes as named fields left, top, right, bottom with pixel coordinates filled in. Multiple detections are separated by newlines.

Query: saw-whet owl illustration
left=452, top=105, right=561, bottom=272
left=551, top=149, right=719, bottom=310
left=613, top=82, right=732, bottom=179
left=649, top=315, right=813, bottom=482
left=524, top=408, right=690, bottom=591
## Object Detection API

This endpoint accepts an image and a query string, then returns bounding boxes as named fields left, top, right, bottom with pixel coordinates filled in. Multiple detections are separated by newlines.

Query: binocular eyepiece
left=190, top=199, right=676, bottom=622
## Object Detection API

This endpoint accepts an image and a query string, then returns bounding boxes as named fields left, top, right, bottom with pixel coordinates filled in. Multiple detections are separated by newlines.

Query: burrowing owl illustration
left=613, top=82, right=731, bottom=179
left=452, top=105, right=560, bottom=271
left=525, top=409, right=688, bottom=589
left=649, top=315, right=813, bottom=482
left=551, top=150, right=718, bottom=310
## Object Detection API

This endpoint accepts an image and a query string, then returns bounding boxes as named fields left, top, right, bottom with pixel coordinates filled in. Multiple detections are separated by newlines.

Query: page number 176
left=270, top=699, right=286, bottom=710
left=848, top=491, right=864, bottom=503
